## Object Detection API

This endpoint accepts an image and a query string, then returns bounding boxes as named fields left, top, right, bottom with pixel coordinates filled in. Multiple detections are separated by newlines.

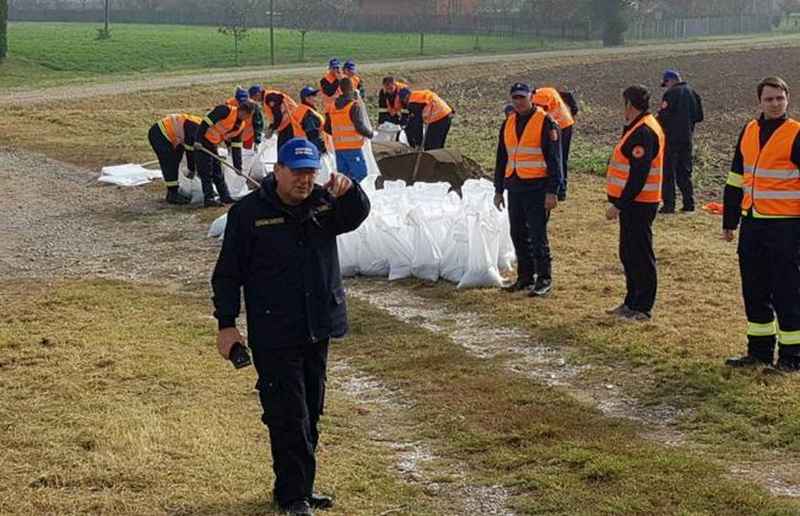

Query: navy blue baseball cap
left=300, top=86, right=319, bottom=99
left=278, top=138, right=321, bottom=171
left=248, top=84, right=264, bottom=97
left=344, top=60, right=356, bottom=71
left=510, top=82, right=531, bottom=96
left=661, top=69, right=681, bottom=86
left=234, top=86, right=249, bottom=103
left=328, top=58, right=341, bottom=69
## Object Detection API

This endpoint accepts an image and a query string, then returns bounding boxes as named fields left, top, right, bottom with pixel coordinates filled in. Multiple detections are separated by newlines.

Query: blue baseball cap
left=344, top=60, right=356, bottom=71
left=510, top=82, right=531, bottom=96
left=278, top=138, right=321, bottom=171
left=248, top=84, right=264, bottom=97
left=661, top=69, right=681, bottom=86
left=328, top=58, right=341, bottom=69
left=234, top=86, right=249, bottom=103
left=300, top=86, right=319, bottom=99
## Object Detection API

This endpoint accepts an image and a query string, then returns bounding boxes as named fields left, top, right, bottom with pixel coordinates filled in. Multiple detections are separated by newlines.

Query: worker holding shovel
left=147, top=113, right=203, bottom=205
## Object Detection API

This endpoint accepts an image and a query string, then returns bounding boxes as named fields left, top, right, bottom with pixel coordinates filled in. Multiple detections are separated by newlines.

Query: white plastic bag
left=338, top=231, right=360, bottom=277
left=208, top=213, right=228, bottom=239
left=178, top=173, right=204, bottom=204
left=457, top=212, right=504, bottom=289
left=441, top=216, right=469, bottom=284
left=408, top=207, right=442, bottom=282
left=97, top=164, right=163, bottom=187
left=356, top=220, right=390, bottom=277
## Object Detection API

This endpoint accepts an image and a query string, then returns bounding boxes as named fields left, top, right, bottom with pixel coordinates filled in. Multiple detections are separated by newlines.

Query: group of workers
left=147, top=58, right=455, bottom=208
left=146, top=57, right=800, bottom=516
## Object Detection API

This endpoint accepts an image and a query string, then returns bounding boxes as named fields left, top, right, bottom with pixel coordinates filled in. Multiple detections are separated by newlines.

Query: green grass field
left=0, top=22, right=593, bottom=89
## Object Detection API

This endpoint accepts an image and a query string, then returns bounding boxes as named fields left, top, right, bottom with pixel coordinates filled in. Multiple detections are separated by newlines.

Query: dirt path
left=1, top=33, right=799, bottom=106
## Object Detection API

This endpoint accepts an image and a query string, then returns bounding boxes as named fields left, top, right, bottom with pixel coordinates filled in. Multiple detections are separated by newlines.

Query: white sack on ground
left=97, top=164, right=163, bottom=187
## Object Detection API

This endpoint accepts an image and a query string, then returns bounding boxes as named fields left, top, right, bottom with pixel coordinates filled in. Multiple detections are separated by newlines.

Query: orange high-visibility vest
left=606, top=114, right=665, bottom=204
left=504, top=109, right=548, bottom=180
left=408, top=90, right=452, bottom=124
left=533, top=87, right=575, bottom=130
left=320, top=71, right=341, bottom=111
left=263, top=90, right=298, bottom=133
left=290, top=103, right=331, bottom=151
left=329, top=101, right=365, bottom=151
left=384, top=81, right=409, bottom=117
left=741, top=118, right=800, bottom=216
left=350, top=74, right=362, bottom=92
left=158, top=113, right=202, bottom=147
left=203, top=106, right=254, bottom=146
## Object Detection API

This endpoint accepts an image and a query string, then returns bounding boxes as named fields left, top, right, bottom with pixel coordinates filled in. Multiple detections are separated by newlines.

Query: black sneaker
left=558, top=192, right=567, bottom=202
left=681, top=206, right=695, bottom=213
left=620, top=308, right=652, bottom=321
left=281, top=499, right=313, bottom=516
left=219, top=195, right=236, bottom=205
left=309, top=493, right=334, bottom=510
left=605, top=303, right=629, bottom=316
left=203, top=196, right=223, bottom=208
left=165, top=190, right=191, bottom=205
left=659, top=207, right=675, bottom=214
left=725, top=354, right=773, bottom=368
left=502, top=278, right=534, bottom=293
left=528, top=278, right=552, bottom=297
left=776, top=356, right=800, bottom=373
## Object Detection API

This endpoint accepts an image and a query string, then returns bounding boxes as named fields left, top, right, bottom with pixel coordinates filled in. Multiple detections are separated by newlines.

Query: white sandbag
left=375, top=212, right=414, bottom=281
left=408, top=207, right=442, bottom=282
left=178, top=173, right=204, bottom=204
left=457, top=212, right=504, bottom=289
left=356, top=220, right=390, bottom=277
left=97, top=164, right=163, bottom=186
left=208, top=213, right=228, bottom=239
left=441, top=216, right=468, bottom=284
left=361, top=140, right=382, bottom=193
left=373, top=122, right=408, bottom=144
left=338, top=231, right=360, bottom=277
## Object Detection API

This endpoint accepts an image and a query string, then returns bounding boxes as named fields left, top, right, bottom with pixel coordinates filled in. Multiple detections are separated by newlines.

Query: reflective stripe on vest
left=606, top=114, right=665, bottom=204
left=290, top=104, right=326, bottom=151
left=409, top=90, right=452, bottom=124
left=741, top=118, right=800, bottom=217
left=263, top=90, right=298, bottom=133
left=158, top=114, right=201, bottom=146
left=204, top=107, right=252, bottom=145
left=329, top=101, right=364, bottom=150
left=504, top=109, right=548, bottom=180
left=533, top=87, right=575, bottom=130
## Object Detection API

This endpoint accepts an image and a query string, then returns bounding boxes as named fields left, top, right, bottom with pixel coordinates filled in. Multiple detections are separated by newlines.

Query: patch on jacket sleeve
left=632, top=145, right=646, bottom=159
left=255, top=217, right=285, bottom=227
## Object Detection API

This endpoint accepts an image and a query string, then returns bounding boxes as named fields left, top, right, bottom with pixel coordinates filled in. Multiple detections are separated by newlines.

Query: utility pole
left=269, top=0, right=275, bottom=66
left=104, top=0, right=109, bottom=35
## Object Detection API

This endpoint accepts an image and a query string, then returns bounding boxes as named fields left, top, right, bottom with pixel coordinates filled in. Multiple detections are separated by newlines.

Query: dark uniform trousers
left=423, top=116, right=451, bottom=151
left=277, top=129, right=293, bottom=151
left=148, top=124, right=183, bottom=185
left=619, top=204, right=658, bottom=313
left=738, top=218, right=800, bottom=358
left=255, top=338, right=330, bottom=506
left=661, top=142, right=695, bottom=211
left=195, top=139, right=229, bottom=200
left=560, top=125, right=573, bottom=197
left=508, top=188, right=552, bottom=282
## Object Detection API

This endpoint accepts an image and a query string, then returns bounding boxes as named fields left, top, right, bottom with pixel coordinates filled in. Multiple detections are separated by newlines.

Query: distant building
left=357, top=0, right=478, bottom=17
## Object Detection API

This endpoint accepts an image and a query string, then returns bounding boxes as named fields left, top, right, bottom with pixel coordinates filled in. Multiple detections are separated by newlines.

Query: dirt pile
left=372, top=142, right=486, bottom=192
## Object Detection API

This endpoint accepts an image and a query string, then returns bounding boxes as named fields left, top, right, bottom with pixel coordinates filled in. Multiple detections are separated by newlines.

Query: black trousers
left=619, top=204, right=658, bottom=313
left=254, top=339, right=329, bottom=506
left=194, top=140, right=228, bottom=200
left=738, top=218, right=800, bottom=357
left=277, top=128, right=293, bottom=151
left=508, top=188, right=552, bottom=282
left=423, top=116, right=451, bottom=150
left=148, top=124, right=182, bottom=188
left=559, top=125, right=573, bottom=196
left=661, top=141, right=695, bottom=211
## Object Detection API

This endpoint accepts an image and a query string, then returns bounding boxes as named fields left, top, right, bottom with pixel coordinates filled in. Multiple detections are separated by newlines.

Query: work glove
left=193, top=141, right=204, bottom=151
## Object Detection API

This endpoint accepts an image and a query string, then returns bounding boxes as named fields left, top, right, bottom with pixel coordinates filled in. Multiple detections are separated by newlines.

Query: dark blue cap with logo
left=278, top=138, right=321, bottom=171
left=329, top=58, right=341, bottom=69
left=300, top=86, right=319, bottom=99
left=248, top=84, right=264, bottom=97
left=661, top=69, right=681, bottom=86
left=344, top=60, right=356, bottom=71
left=510, top=82, right=531, bottom=96
left=234, top=87, right=249, bottom=103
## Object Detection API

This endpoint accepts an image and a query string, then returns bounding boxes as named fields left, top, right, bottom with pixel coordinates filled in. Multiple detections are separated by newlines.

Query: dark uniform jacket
left=494, top=109, right=563, bottom=195
left=608, top=111, right=662, bottom=210
left=196, top=105, right=245, bottom=170
left=211, top=175, right=371, bottom=349
left=657, top=82, right=703, bottom=146
left=723, top=114, right=800, bottom=229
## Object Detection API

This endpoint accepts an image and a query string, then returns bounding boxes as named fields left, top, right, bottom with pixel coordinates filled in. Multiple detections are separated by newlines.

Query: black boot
left=309, top=493, right=333, bottom=510
left=777, top=345, right=800, bottom=373
left=212, top=173, right=236, bottom=205
left=281, top=499, right=313, bottom=516
left=502, top=276, right=534, bottom=293
left=725, top=338, right=775, bottom=368
left=165, top=187, right=191, bottom=205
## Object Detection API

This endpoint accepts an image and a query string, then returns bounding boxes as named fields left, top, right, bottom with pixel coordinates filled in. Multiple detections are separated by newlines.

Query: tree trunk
left=104, top=0, right=109, bottom=34
left=0, top=0, right=7, bottom=61
left=235, top=34, right=240, bottom=66
left=299, top=31, right=306, bottom=61
left=269, top=0, right=275, bottom=66
left=419, top=32, right=424, bottom=55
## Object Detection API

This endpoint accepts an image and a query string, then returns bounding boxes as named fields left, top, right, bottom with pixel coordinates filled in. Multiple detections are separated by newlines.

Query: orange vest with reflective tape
left=203, top=106, right=254, bottom=146
left=263, top=90, right=298, bottom=133
left=385, top=81, right=409, bottom=117
left=329, top=101, right=364, bottom=150
left=741, top=118, right=800, bottom=216
left=321, top=71, right=341, bottom=110
left=291, top=103, right=330, bottom=151
left=606, top=114, right=664, bottom=204
left=409, top=90, right=452, bottom=124
left=158, top=113, right=202, bottom=147
left=504, top=109, right=548, bottom=180
left=533, top=87, right=575, bottom=130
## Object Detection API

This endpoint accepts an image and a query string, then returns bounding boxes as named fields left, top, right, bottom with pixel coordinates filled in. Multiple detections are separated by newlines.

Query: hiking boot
left=309, top=493, right=334, bottom=510
left=528, top=278, right=552, bottom=297
left=502, top=277, right=534, bottom=293
left=681, top=206, right=695, bottom=213
left=725, top=354, right=773, bottom=368
left=203, top=196, right=223, bottom=208
left=659, top=207, right=675, bottom=214
left=606, top=303, right=629, bottom=316
left=281, top=500, right=313, bottom=516
left=620, top=309, right=652, bottom=321
left=165, top=189, right=191, bottom=205
left=776, top=356, right=800, bottom=373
